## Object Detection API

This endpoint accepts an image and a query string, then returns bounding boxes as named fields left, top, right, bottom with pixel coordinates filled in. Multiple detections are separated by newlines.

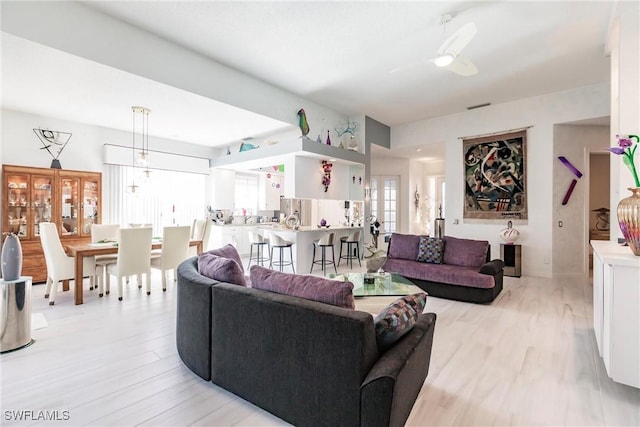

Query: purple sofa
left=382, top=233, right=505, bottom=303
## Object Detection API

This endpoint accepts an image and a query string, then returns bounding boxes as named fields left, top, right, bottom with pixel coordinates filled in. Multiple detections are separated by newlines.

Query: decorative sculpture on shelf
left=239, top=141, right=259, bottom=152
left=33, top=128, right=72, bottom=169
left=297, top=109, right=310, bottom=139
left=326, top=130, right=332, bottom=146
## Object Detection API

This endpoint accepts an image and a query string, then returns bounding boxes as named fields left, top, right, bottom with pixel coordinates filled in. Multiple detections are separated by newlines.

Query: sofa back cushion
left=388, top=233, right=422, bottom=260
left=443, top=236, right=489, bottom=267
left=198, top=252, right=247, bottom=287
left=417, top=237, right=445, bottom=264
left=250, top=265, right=355, bottom=309
left=205, top=244, right=244, bottom=273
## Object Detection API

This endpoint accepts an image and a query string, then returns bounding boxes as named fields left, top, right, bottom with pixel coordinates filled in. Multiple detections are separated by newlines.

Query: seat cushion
left=383, top=258, right=495, bottom=289
left=250, top=265, right=355, bottom=309
left=198, top=252, right=247, bottom=287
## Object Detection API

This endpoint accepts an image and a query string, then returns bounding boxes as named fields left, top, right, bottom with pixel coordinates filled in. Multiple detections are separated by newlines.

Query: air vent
left=467, top=102, right=491, bottom=110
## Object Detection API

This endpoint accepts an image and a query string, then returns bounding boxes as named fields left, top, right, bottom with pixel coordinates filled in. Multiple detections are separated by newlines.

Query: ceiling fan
left=433, top=14, right=478, bottom=76
left=391, top=13, right=478, bottom=76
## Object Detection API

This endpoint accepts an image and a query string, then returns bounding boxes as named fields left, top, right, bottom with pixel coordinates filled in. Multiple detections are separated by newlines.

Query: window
left=106, top=165, right=205, bottom=236
left=234, top=173, right=258, bottom=215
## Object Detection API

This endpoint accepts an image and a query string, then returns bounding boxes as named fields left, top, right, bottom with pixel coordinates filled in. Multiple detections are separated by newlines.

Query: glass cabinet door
left=81, top=178, right=100, bottom=236
left=31, top=174, right=53, bottom=238
left=60, top=177, right=80, bottom=236
left=5, top=172, right=29, bottom=238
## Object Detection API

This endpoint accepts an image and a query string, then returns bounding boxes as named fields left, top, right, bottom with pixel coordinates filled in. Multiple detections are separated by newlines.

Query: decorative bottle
left=326, top=130, right=331, bottom=146
left=1, top=233, right=23, bottom=281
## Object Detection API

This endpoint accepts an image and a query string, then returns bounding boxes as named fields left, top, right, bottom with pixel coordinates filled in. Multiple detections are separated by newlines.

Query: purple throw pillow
left=388, top=233, right=422, bottom=260
left=442, top=236, right=489, bottom=267
left=206, top=244, right=244, bottom=273
left=250, top=265, right=355, bottom=309
left=198, top=252, right=247, bottom=287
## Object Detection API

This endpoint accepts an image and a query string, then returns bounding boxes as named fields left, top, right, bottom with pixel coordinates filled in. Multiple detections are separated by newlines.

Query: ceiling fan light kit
left=434, top=53, right=455, bottom=67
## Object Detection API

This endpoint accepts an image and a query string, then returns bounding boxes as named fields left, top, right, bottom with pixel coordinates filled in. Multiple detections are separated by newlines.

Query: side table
left=500, top=244, right=521, bottom=277
left=1, top=276, right=34, bottom=353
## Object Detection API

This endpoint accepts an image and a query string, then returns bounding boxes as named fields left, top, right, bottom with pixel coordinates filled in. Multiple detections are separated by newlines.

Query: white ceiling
left=1, top=1, right=612, bottom=157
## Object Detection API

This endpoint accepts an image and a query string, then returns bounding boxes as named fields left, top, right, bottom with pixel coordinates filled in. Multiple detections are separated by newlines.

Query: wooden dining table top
left=64, top=239, right=203, bottom=305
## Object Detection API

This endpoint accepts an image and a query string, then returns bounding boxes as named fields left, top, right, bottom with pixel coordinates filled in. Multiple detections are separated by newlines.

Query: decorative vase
left=617, top=187, right=640, bottom=256
left=499, top=220, right=520, bottom=244
left=326, top=130, right=331, bottom=146
left=1, top=233, right=23, bottom=281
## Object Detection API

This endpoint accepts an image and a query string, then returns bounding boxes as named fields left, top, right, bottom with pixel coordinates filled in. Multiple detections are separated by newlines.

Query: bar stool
left=247, top=231, right=270, bottom=268
left=338, top=230, right=361, bottom=269
left=310, top=232, right=337, bottom=276
left=269, top=232, right=295, bottom=273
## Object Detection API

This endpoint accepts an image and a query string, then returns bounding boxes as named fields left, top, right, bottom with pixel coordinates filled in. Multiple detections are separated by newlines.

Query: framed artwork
left=463, top=130, right=527, bottom=220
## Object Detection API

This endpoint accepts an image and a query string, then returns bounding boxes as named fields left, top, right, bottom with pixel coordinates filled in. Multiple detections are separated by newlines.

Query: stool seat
left=269, top=232, right=295, bottom=273
left=338, top=230, right=361, bottom=269
left=310, top=233, right=337, bottom=276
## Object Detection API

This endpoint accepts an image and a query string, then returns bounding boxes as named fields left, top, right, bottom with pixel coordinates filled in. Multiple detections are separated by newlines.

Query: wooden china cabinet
left=2, top=165, right=102, bottom=283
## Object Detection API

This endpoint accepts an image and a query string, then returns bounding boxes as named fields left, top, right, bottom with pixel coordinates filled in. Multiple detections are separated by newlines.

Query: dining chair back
left=189, top=219, right=208, bottom=256
left=91, top=224, right=120, bottom=294
left=151, top=225, right=191, bottom=291
left=91, top=224, right=120, bottom=243
left=39, top=222, right=95, bottom=305
left=106, top=226, right=153, bottom=301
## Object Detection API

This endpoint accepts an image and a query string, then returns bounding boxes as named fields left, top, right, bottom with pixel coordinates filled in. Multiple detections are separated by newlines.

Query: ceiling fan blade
left=438, top=22, right=477, bottom=56
left=445, top=55, right=478, bottom=76
left=390, top=58, right=431, bottom=74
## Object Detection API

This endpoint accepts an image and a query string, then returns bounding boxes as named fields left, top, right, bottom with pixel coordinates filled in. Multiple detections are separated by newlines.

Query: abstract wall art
left=463, top=130, right=527, bottom=220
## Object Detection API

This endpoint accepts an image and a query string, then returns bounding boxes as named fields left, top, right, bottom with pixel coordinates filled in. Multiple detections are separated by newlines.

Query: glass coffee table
left=331, top=272, right=424, bottom=297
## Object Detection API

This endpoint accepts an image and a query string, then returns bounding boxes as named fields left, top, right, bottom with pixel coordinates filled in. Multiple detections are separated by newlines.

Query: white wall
left=392, top=83, right=609, bottom=278
left=552, top=125, right=609, bottom=277
left=1, top=108, right=214, bottom=223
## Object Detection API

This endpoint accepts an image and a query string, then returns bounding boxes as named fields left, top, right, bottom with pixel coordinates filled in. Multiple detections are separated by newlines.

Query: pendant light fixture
left=128, top=106, right=151, bottom=193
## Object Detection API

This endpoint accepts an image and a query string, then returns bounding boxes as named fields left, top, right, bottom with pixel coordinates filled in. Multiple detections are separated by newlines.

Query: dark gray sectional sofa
left=176, top=256, right=437, bottom=427
left=382, top=234, right=505, bottom=304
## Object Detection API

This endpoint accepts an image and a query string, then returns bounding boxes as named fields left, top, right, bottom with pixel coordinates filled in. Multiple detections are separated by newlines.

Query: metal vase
left=617, top=187, right=640, bottom=256
left=1, top=233, right=23, bottom=281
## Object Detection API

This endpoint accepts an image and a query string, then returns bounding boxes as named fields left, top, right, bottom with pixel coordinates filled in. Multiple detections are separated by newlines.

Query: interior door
left=370, top=175, right=399, bottom=237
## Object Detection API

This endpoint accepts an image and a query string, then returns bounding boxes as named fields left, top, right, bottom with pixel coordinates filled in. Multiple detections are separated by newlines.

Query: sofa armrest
left=479, top=259, right=505, bottom=275
left=176, top=256, right=219, bottom=380
left=360, top=313, right=437, bottom=427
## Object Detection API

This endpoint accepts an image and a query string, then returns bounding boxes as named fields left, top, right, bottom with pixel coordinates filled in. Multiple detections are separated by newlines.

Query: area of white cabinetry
left=210, top=169, right=236, bottom=209
left=258, top=173, right=283, bottom=211
left=591, top=240, right=640, bottom=389
left=209, top=225, right=271, bottom=256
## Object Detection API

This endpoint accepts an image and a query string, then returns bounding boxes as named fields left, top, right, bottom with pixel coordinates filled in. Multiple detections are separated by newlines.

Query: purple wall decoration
left=558, top=156, right=583, bottom=205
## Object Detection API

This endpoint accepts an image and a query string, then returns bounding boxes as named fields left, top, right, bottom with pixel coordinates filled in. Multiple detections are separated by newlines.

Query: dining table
left=65, top=239, right=203, bottom=305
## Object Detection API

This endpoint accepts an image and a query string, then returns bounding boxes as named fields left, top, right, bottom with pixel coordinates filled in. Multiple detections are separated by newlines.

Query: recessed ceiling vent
left=467, top=102, right=491, bottom=110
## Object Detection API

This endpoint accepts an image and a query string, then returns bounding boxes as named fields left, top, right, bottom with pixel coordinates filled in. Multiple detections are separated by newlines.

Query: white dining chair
left=91, top=224, right=120, bottom=292
left=188, top=219, right=207, bottom=257
left=151, top=225, right=191, bottom=291
left=104, top=226, right=153, bottom=301
left=39, top=222, right=96, bottom=305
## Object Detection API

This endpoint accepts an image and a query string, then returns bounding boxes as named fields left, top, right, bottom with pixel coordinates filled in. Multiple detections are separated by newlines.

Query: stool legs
left=269, top=245, right=294, bottom=273
left=310, top=244, right=337, bottom=276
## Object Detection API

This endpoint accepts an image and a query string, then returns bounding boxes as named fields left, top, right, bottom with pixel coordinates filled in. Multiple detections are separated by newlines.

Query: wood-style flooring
left=1, top=259, right=638, bottom=426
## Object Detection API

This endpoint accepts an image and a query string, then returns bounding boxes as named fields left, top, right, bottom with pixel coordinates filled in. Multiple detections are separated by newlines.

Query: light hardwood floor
left=1, top=260, right=638, bottom=426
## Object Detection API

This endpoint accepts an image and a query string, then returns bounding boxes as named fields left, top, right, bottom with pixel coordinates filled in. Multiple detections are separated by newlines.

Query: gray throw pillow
left=416, top=237, right=445, bottom=263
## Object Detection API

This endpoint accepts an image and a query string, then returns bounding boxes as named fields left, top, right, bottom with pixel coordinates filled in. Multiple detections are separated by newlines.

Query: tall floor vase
left=617, top=187, right=640, bottom=256
left=1, top=233, right=23, bottom=281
